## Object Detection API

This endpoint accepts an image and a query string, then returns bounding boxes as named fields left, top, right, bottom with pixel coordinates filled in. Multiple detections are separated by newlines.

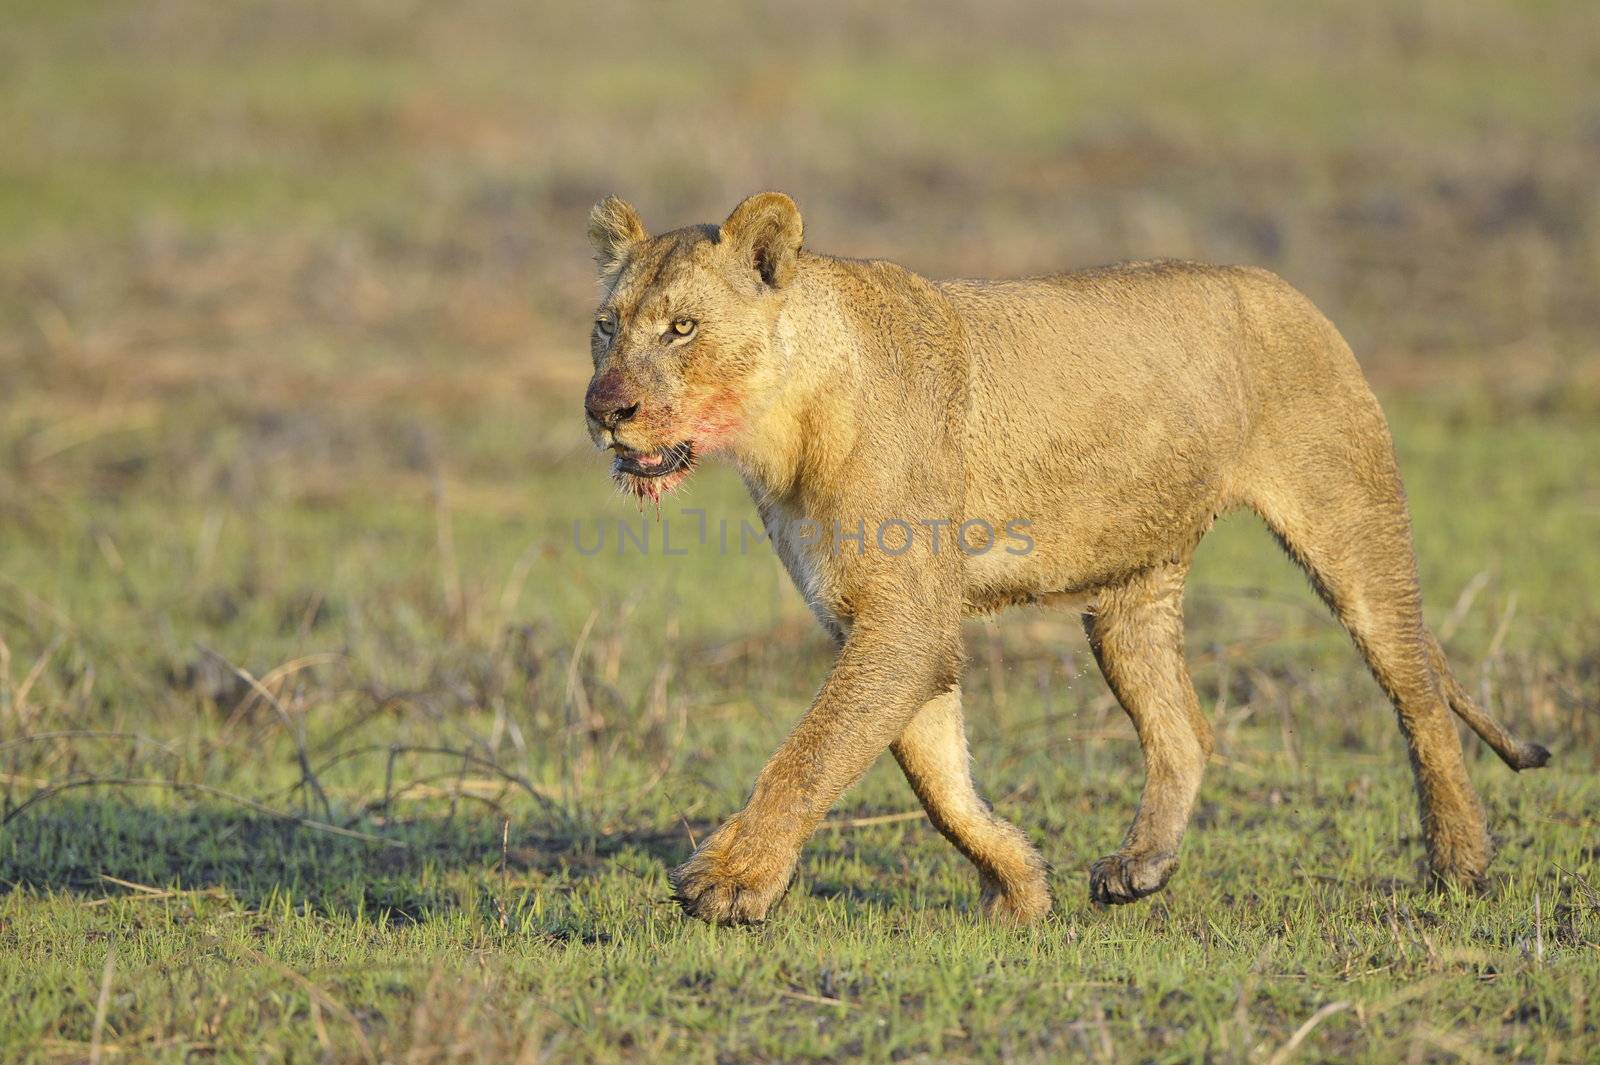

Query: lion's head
left=583, top=192, right=803, bottom=501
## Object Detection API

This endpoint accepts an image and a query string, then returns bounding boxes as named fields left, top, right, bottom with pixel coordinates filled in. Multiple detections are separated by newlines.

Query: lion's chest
left=758, top=499, right=851, bottom=635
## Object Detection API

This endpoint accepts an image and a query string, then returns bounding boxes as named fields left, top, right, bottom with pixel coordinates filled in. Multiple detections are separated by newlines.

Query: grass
left=1, top=0, right=1598, bottom=1061
left=1, top=402, right=1594, bottom=1063
left=2, top=784, right=1595, bottom=1063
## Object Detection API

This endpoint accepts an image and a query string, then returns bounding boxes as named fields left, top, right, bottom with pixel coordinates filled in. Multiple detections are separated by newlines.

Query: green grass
left=1, top=772, right=1595, bottom=1063
left=1, top=0, right=1598, bottom=1061
left=1, top=401, right=1595, bottom=1063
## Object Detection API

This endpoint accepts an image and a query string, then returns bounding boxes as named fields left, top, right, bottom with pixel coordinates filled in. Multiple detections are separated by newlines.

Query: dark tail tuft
left=1517, top=743, right=1552, bottom=771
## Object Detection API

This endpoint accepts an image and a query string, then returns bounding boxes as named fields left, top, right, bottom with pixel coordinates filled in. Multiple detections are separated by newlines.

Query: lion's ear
left=721, top=192, right=803, bottom=288
left=587, top=196, right=647, bottom=273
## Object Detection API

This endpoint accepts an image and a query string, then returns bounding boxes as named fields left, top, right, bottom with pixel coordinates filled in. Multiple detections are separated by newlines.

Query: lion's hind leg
left=1247, top=424, right=1493, bottom=887
left=892, top=688, right=1051, bottom=922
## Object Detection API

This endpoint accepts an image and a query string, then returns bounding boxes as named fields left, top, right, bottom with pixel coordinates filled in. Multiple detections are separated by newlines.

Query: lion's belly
left=960, top=471, right=1228, bottom=614
left=951, top=273, right=1256, bottom=606
left=962, top=395, right=1248, bottom=608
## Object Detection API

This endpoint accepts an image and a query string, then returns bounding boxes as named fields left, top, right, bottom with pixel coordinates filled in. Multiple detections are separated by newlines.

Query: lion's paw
left=669, top=819, right=796, bottom=925
left=981, top=874, right=1052, bottom=924
left=1089, top=850, right=1176, bottom=905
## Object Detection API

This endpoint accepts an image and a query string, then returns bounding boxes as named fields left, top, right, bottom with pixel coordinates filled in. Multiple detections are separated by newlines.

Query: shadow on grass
left=0, top=796, right=694, bottom=923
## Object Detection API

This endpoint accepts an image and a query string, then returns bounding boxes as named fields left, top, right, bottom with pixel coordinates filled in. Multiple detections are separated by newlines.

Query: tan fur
left=583, top=192, right=1549, bottom=924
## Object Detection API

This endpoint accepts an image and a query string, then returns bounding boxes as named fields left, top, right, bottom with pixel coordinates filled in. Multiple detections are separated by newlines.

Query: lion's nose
left=589, top=401, right=639, bottom=429
left=585, top=376, right=641, bottom=429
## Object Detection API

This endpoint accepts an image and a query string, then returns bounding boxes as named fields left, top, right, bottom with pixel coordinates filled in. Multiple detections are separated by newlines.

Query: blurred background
left=4, top=0, right=1597, bottom=665
left=1, top=2, right=1598, bottom=1058
left=6, top=0, right=1599, bottom=433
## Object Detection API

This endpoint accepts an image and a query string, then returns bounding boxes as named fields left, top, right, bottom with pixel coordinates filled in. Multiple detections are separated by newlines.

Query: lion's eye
left=595, top=316, right=614, bottom=336
left=669, top=317, right=697, bottom=338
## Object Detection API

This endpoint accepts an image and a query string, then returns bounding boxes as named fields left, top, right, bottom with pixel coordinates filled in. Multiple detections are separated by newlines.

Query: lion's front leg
left=673, top=609, right=961, bottom=924
left=892, top=688, right=1050, bottom=923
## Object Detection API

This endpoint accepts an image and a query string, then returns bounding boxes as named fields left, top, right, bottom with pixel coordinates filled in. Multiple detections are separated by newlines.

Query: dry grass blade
left=79, top=875, right=229, bottom=908
left=197, top=643, right=331, bottom=819
left=1263, top=1000, right=1351, bottom=1065
left=1439, top=570, right=1491, bottom=642
left=11, top=632, right=64, bottom=728
left=817, top=810, right=926, bottom=831
left=778, top=989, right=857, bottom=1010
left=88, top=948, right=115, bottom=1065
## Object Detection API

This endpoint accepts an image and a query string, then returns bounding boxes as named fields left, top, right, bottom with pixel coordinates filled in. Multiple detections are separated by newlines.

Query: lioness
left=582, top=191, right=1550, bottom=924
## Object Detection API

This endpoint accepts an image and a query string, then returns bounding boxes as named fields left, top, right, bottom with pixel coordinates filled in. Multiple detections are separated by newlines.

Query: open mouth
left=610, top=442, right=697, bottom=502
left=613, top=442, right=695, bottom=479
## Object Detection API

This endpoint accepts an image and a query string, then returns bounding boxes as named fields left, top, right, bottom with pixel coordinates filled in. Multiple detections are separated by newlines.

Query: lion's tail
left=1424, top=629, right=1550, bottom=771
